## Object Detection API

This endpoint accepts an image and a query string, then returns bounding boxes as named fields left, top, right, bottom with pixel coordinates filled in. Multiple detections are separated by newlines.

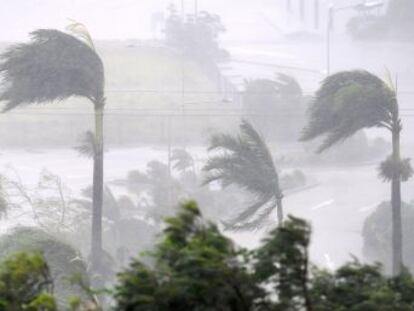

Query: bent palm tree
left=0, top=28, right=105, bottom=271
left=301, top=70, right=411, bottom=275
left=203, top=120, right=283, bottom=230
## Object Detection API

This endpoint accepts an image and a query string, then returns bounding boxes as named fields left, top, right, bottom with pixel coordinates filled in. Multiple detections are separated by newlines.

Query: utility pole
left=326, top=6, right=333, bottom=75
left=326, top=3, right=364, bottom=75
left=194, top=0, right=198, bottom=18
left=300, top=0, right=305, bottom=22
left=181, top=0, right=185, bottom=19
left=286, top=0, right=291, bottom=13
left=180, top=0, right=186, bottom=149
left=314, top=0, right=320, bottom=29
left=286, top=0, right=292, bottom=28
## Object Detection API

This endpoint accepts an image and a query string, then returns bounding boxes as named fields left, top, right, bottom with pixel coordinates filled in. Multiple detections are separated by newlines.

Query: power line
left=229, top=59, right=323, bottom=75
left=3, top=106, right=414, bottom=113
left=104, top=88, right=316, bottom=95
left=4, top=110, right=414, bottom=119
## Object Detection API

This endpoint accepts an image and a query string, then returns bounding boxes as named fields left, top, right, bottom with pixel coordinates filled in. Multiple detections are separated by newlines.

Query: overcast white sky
left=0, top=0, right=366, bottom=42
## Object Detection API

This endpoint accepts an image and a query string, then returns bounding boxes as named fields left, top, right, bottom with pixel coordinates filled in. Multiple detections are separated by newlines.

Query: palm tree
left=0, top=28, right=105, bottom=271
left=301, top=70, right=411, bottom=275
left=203, top=120, right=283, bottom=230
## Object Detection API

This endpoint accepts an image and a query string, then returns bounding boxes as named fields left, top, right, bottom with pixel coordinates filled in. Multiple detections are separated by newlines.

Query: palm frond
left=66, top=20, right=96, bottom=51
left=208, top=133, right=243, bottom=153
left=274, top=73, right=303, bottom=98
left=171, top=149, right=194, bottom=172
left=0, top=29, right=104, bottom=111
left=74, top=131, right=96, bottom=159
left=378, top=156, right=413, bottom=182
left=240, top=119, right=276, bottom=170
left=223, top=202, right=276, bottom=231
left=204, top=120, right=282, bottom=229
left=301, top=70, right=395, bottom=153
left=222, top=195, right=274, bottom=229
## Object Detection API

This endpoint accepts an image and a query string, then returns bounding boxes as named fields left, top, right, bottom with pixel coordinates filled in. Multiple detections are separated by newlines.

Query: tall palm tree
left=0, top=28, right=105, bottom=271
left=203, top=120, right=283, bottom=230
left=301, top=70, right=411, bottom=275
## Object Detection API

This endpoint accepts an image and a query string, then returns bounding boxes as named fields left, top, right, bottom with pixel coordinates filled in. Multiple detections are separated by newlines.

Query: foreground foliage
left=0, top=227, right=90, bottom=308
left=4, top=201, right=414, bottom=310
left=114, top=201, right=414, bottom=311
left=0, top=252, right=56, bottom=310
left=114, top=200, right=264, bottom=310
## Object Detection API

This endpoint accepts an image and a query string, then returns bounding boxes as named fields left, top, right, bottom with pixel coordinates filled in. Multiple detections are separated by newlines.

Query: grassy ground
left=0, top=41, right=236, bottom=148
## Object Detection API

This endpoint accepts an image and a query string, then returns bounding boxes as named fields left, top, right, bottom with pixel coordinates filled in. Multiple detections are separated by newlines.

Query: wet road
left=0, top=147, right=413, bottom=269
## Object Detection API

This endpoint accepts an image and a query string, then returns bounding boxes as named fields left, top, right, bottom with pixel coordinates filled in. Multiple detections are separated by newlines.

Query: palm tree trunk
left=91, top=101, right=105, bottom=272
left=391, top=121, right=403, bottom=276
left=274, top=171, right=284, bottom=225
left=276, top=196, right=283, bottom=225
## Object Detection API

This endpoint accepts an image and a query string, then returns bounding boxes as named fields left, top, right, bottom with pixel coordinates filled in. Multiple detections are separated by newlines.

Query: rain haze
left=0, top=0, right=414, bottom=309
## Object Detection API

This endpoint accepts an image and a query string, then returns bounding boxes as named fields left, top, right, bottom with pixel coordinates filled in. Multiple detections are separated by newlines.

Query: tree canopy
left=3, top=202, right=414, bottom=310
left=0, top=29, right=104, bottom=111
left=301, top=70, right=396, bottom=152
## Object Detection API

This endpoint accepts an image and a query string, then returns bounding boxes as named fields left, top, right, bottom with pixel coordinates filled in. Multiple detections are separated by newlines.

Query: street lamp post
left=314, top=0, right=320, bottom=29
left=326, top=5, right=333, bottom=75
left=194, top=0, right=198, bottom=17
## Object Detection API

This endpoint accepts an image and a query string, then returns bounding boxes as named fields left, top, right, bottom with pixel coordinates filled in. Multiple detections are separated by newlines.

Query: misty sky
left=0, top=0, right=364, bottom=42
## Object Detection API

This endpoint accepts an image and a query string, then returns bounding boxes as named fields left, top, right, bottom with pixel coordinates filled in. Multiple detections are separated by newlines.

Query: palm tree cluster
left=203, top=120, right=283, bottom=230
left=0, top=22, right=409, bottom=284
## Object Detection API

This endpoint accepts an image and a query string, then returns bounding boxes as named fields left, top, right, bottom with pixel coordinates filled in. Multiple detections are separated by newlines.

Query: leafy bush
left=114, top=200, right=414, bottom=311
left=0, top=252, right=56, bottom=310
left=0, top=227, right=89, bottom=307
left=3, top=201, right=414, bottom=310
left=363, top=201, right=414, bottom=273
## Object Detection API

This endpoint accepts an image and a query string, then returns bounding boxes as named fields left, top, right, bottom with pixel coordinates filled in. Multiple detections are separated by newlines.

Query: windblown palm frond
left=66, top=20, right=96, bottom=51
left=273, top=73, right=303, bottom=98
left=171, top=149, right=195, bottom=173
left=203, top=120, right=283, bottom=230
left=74, top=131, right=96, bottom=159
left=301, top=70, right=396, bottom=152
left=378, top=156, right=413, bottom=182
left=0, top=29, right=104, bottom=111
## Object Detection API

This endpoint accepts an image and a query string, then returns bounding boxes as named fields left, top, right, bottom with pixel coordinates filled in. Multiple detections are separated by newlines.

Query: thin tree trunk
left=274, top=171, right=284, bottom=225
left=391, top=104, right=403, bottom=276
left=276, top=196, right=283, bottom=225
left=91, top=100, right=105, bottom=272
left=302, top=249, right=313, bottom=311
